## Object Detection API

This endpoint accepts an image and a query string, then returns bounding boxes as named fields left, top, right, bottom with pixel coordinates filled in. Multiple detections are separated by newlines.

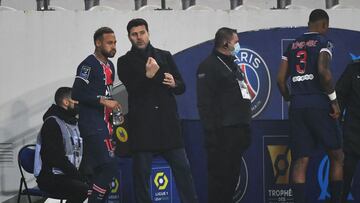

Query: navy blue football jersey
left=282, top=32, right=334, bottom=108
left=72, top=55, right=115, bottom=136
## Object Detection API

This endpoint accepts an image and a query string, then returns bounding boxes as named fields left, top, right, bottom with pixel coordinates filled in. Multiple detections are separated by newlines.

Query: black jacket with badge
left=117, top=44, right=185, bottom=152
left=336, top=60, right=360, bottom=156
left=196, top=50, right=251, bottom=146
left=37, top=104, right=82, bottom=181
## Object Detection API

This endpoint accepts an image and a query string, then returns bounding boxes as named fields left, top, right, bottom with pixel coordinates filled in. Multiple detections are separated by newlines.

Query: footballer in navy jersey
left=72, top=27, right=122, bottom=203
left=283, top=32, right=334, bottom=109
left=277, top=9, right=343, bottom=203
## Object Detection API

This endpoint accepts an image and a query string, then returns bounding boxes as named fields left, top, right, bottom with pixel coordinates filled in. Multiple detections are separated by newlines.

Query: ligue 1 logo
left=154, top=172, right=169, bottom=190
left=235, top=48, right=271, bottom=118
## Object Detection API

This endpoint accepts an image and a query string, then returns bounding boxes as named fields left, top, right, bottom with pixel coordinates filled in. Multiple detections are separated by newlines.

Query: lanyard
left=217, top=56, right=245, bottom=80
left=217, top=56, right=251, bottom=100
left=217, top=56, right=233, bottom=72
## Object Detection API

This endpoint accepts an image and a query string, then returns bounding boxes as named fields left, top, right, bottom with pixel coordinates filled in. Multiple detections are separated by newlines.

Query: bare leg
left=291, top=157, right=309, bottom=203
left=327, top=149, right=344, bottom=203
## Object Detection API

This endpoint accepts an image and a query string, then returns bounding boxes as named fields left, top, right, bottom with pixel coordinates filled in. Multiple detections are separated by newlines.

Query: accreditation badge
left=238, top=80, right=251, bottom=100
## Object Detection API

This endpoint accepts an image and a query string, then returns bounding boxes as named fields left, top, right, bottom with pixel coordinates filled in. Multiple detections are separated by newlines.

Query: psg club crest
left=235, top=48, right=271, bottom=118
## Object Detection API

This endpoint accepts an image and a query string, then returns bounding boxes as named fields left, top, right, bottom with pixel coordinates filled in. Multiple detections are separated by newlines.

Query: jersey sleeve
left=319, top=39, right=334, bottom=59
left=72, top=63, right=101, bottom=107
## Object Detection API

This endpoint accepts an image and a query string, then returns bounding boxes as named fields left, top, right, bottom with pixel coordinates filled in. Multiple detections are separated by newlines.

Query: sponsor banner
left=150, top=162, right=180, bottom=203
left=235, top=48, right=271, bottom=118
left=113, top=120, right=360, bottom=203
left=114, top=114, right=131, bottom=157
left=174, top=27, right=360, bottom=120
left=263, top=136, right=294, bottom=203
left=317, top=155, right=354, bottom=201
left=105, top=169, right=122, bottom=203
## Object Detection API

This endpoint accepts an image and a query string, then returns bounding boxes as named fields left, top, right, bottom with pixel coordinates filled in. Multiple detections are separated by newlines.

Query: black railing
left=277, top=0, right=291, bottom=9
left=230, top=0, right=243, bottom=10
left=326, top=0, right=339, bottom=9
left=181, top=0, right=196, bottom=10
left=36, top=0, right=51, bottom=11
left=84, top=0, right=100, bottom=10
left=134, top=0, right=147, bottom=10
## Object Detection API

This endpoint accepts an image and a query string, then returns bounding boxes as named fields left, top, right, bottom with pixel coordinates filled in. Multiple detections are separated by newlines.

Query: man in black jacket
left=35, top=87, right=88, bottom=203
left=336, top=59, right=360, bottom=203
left=117, top=18, right=198, bottom=203
left=197, top=27, right=251, bottom=203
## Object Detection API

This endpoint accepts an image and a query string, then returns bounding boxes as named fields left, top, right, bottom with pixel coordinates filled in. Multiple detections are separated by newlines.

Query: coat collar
left=128, top=43, right=164, bottom=65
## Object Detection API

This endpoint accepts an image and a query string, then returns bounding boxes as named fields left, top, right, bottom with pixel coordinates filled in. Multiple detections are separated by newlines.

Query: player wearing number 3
left=277, top=9, right=343, bottom=203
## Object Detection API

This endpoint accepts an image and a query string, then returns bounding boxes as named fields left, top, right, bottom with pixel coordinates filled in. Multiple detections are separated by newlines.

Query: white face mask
left=231, top=42, right=241, bottom=56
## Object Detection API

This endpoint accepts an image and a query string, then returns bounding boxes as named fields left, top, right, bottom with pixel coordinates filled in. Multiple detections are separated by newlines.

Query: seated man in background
left=34, top=87, right=88, bottom=203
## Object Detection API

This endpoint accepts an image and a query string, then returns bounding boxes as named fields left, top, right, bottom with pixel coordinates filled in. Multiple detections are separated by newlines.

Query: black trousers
left=206, top=124, right=251, bottom=203
left=81, top=134, right=119, bottom=203
left=342, top=151, right=359, bottom=203
left=132, top=148, right=198, bottom=203
left=341, top=115, right=360, bottom=203
left=37, top=175, right=88, bottom=203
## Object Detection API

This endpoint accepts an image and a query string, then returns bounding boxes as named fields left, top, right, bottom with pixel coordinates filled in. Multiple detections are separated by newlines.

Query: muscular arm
left=277, top=59, right=291, bottom=101
left=318, top=51, right=340, bottom=119
left=318, top=52, right=335, bottom=94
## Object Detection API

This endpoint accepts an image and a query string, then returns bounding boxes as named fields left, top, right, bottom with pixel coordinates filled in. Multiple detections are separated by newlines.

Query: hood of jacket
left=42, top=104, right=77, bottom=125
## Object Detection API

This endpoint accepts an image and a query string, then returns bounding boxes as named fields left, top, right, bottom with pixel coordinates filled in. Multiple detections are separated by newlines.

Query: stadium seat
left=1, top=0, right=360, bottom=11
left=186, top=5, right=214, bottom=10
left=51, top=0, right=83, bottom=10
left=17, top=144, right=64, bottom=203
left=138, top=4, right=161, bottom=11
left=0, top=6, right=17, bottom=11
left=99, top=0, right=134, bottom=10
left=234, top=5, right=261, bottom=11
left=195, top=0, right=227, bottom=10
left=88, top=5, right=117, bottom=11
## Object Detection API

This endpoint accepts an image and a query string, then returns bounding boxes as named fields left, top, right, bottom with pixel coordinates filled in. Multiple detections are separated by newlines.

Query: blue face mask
left=231, top=42, right=241, bottom=56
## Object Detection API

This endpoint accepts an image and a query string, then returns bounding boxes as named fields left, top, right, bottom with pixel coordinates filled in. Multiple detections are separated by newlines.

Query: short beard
left=101, top=49, right=115, bottom=58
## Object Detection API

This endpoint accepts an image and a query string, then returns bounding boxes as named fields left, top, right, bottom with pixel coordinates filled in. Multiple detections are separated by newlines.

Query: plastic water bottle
left=112, top=108, right=123, bottom=126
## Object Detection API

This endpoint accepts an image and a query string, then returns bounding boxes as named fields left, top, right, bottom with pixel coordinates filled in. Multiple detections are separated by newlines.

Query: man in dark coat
left=196, top=27, right=251, bottom=203
left=336, top=59, right=360, bottom=203
left=117, top=18, right=198, bottom=203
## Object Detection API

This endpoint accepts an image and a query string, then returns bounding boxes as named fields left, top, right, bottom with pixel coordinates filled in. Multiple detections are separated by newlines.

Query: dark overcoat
left=117, top=45, right=185, bottom=152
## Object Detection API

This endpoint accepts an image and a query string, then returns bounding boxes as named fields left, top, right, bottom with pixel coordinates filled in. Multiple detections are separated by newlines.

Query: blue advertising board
left=174, top=27, right=360, bottom=203
left=181, top=120, right=360, bottom=203
left=150, top=159, right=180, bottom=203
left=174, top=27, right=360, bottom=120
left=115, top=27, right=360, bottom=203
